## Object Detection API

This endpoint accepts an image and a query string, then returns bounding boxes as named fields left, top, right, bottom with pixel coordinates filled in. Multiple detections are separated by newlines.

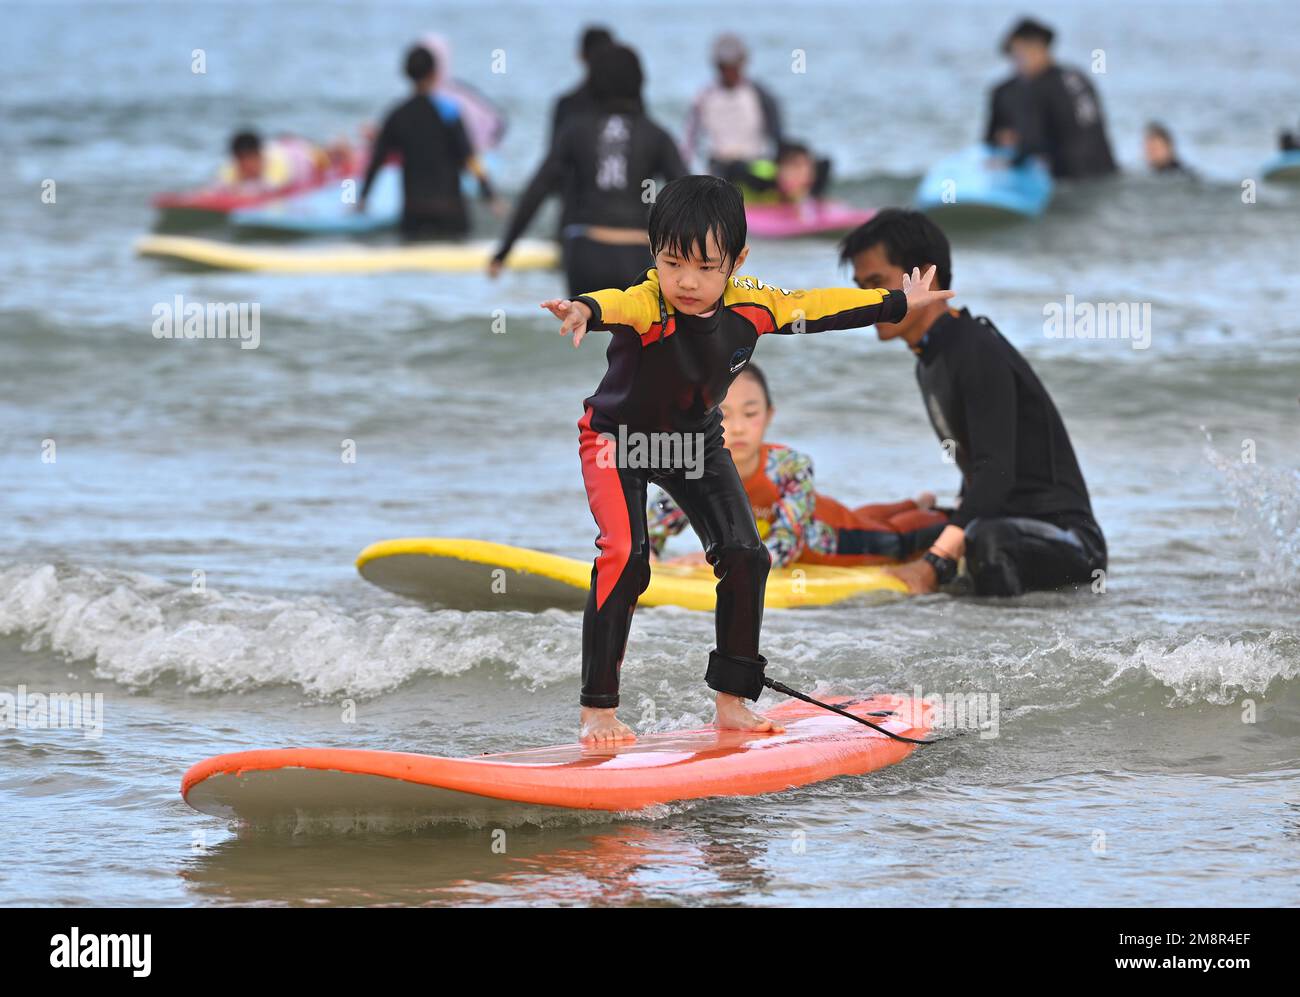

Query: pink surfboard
left=746, top=200, right=877, bottom=239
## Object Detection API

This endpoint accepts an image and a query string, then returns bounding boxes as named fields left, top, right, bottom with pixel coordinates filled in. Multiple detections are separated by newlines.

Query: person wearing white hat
left=682, top=33, right=783, bottom=176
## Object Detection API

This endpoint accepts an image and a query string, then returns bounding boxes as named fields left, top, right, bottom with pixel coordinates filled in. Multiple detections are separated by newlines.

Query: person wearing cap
left=683, top=33, right=784, bottom=176
left=985, top=17, right=1117, bottom=179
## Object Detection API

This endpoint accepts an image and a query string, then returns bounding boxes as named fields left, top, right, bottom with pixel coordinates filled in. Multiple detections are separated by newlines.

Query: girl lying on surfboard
left=647, top=363, right=949, bottom=569
left=540, top=175, right=954, bottom=746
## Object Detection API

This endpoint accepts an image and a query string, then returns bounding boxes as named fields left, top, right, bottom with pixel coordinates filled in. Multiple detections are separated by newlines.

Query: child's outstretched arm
left=541, top=271, right=662, bottom=348
left=740, top=266, right=953, bottom=335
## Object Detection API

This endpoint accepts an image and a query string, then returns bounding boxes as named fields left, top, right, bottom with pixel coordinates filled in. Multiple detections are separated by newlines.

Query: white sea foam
left=1095, top=632, right=1299, bottom=706
left=1204, top=441, right=1300, bottom=590
left=0, top=563, right=580, bottom=698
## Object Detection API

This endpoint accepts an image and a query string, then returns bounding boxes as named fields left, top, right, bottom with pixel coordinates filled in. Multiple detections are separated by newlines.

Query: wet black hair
left=1145, top=121, right=1174, bottom=145
left=405, top=45, right=436, bottom=83
left=1001, top=17, right=1055, bottom=53
left=230, top=130, right=262, bottom=156
left=581, top=26, right=614, bottom=62
left=838, top=208, right=952, bottom=291
left=648, top=175, right=747, bottom=270
left=734, top=362, right=772, bottom=408
left=776, top=140, right=813, bottom=163
left=589, top=43, right=643, bottom=110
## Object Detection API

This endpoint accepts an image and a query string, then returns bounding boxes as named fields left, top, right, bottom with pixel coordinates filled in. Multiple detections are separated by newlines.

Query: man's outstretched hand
left=540, top=298, right=593, bottom=347
left=901, top=265, right=956, bottom=313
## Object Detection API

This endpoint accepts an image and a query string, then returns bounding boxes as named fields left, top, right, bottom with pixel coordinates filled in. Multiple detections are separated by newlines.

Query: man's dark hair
left=1001, top=17, right=1055, bottom=53
left=839, top=209, right=952, bottom=290
left=405, top=45, right=436, bottom=83
left=230, top=130, right=262, bottom=156
left=589, top=43, right=643, bottom=109
left=581, top=26, right=614, bottom=62
left=648, top=175, right=747, bottom=269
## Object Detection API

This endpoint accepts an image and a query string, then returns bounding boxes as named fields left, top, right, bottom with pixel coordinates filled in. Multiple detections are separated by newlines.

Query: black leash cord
left=763, top=677, right=940, bottom=745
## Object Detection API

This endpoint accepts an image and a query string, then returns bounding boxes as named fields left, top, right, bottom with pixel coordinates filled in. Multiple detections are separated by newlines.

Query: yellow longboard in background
left=135, top=235, right=559, bottom=273
left=356, top=537, right=908, bottom=612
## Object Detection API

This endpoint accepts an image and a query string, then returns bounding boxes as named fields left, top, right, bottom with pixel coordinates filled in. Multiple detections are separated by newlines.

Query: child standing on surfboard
left=541, top=175, right=953, bottom=745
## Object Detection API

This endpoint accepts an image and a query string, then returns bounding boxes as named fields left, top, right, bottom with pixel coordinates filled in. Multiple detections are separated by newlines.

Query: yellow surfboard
left=135, top=235, right=559, bottom=273
left=356, top=538, right=908, bottom=612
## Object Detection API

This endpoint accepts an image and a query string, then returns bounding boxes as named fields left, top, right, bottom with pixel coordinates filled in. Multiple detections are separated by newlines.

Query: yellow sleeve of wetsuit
left=726, top=276, right=908, bottom=335
left=575, top=269, right=662, bottom=334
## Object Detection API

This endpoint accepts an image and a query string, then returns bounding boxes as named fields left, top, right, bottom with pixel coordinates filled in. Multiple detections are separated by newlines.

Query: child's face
left=234, top=150, right=264, bottom=182
left=776, top=153, right=816, bottom=200
left=1143, top=132, right=1173, bottom=167
left=654, top=231, right=749, bottom=315
left=720, top=373, right=772, bottom=465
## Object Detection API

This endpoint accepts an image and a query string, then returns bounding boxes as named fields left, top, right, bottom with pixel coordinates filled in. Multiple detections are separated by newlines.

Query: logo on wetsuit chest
left=728, top=347, right=753, bottom=373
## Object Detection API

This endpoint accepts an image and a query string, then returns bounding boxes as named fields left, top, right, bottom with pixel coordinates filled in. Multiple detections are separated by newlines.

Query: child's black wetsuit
left=573, top=268, right=908, bottom=708
left=914, top=308, right=1106, bottom=596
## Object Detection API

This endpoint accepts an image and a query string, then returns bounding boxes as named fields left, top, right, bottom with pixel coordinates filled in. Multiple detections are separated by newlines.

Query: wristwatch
left=922, top=550, right=958, bottom=585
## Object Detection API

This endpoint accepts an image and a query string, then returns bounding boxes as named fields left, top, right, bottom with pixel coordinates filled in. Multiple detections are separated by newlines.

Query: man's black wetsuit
left=574, top=269, right=908, bottom=707
left=915, top=308, right=1106, bottom=596
left=495, top=106, right=685, bottom=296
left=361, top=94, right=477, bottom=239
left=986, top=65, right=1117, bottom=179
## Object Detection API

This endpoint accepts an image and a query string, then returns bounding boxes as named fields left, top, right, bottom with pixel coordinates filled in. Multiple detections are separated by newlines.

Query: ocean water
left=1, top=0, right=1298, bottom=907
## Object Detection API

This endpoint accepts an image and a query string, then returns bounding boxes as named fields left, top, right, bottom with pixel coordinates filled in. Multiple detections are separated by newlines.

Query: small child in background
left=649, top=363, right=948, bottom=568
left=1143, top=122, right=1192, bottom=176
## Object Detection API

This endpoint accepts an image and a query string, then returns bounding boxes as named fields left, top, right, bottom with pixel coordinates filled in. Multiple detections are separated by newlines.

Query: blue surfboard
left=916, top=145, right=1054, bottom=218
left=1261, top=149, right=1300, bottom=182
left=230, top=163, right=403, bottom=235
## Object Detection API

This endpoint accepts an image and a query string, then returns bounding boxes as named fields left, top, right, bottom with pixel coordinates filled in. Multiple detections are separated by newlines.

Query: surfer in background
left=683, top=33, right=784, bottom=176
left=985, top=17, right=1117, bottom=179
left=839, top=209, right=1107, bottom=597
left=648, top=363, right=948, bottom=568
left=358, top=45, right=499, bottom=240
left=490, top=43, right=685, bottom=295
left=721, top=141, right=832, bottom=206
left=219, top=131, right=344, bottom=192
left=550, top=25, right=615, bottom=143
left=419, top=32, right=508, bottom=156
left=1143, top=122, right=1192, bottom=175
left=548, top=25, right=616, bottom=239
left=539, top=175, right=954, bottom=744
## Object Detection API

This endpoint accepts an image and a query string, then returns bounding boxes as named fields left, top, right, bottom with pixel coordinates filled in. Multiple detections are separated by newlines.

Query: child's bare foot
left=715, top=693, right=786, bottom=734
left=579, top=707, right=636, bottom=747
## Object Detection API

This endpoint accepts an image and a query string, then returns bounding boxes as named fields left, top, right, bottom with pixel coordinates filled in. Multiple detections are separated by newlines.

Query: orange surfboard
left=182, top=694, right=932, bottom=821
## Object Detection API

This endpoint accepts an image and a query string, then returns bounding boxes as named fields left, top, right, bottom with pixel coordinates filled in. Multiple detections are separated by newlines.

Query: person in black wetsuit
left=490, top=43, right=685, bottom=296
left=549, top=26, right=614, bottom=144
left=539, top=177, right=953, bottom=744
left=840, top=209, right=1107, bottom=597
left=548, top=26, right=616, bottom=238
left=985, top=17, right=1117, bottom=179
left=358, top=45, right=495, bottom=240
